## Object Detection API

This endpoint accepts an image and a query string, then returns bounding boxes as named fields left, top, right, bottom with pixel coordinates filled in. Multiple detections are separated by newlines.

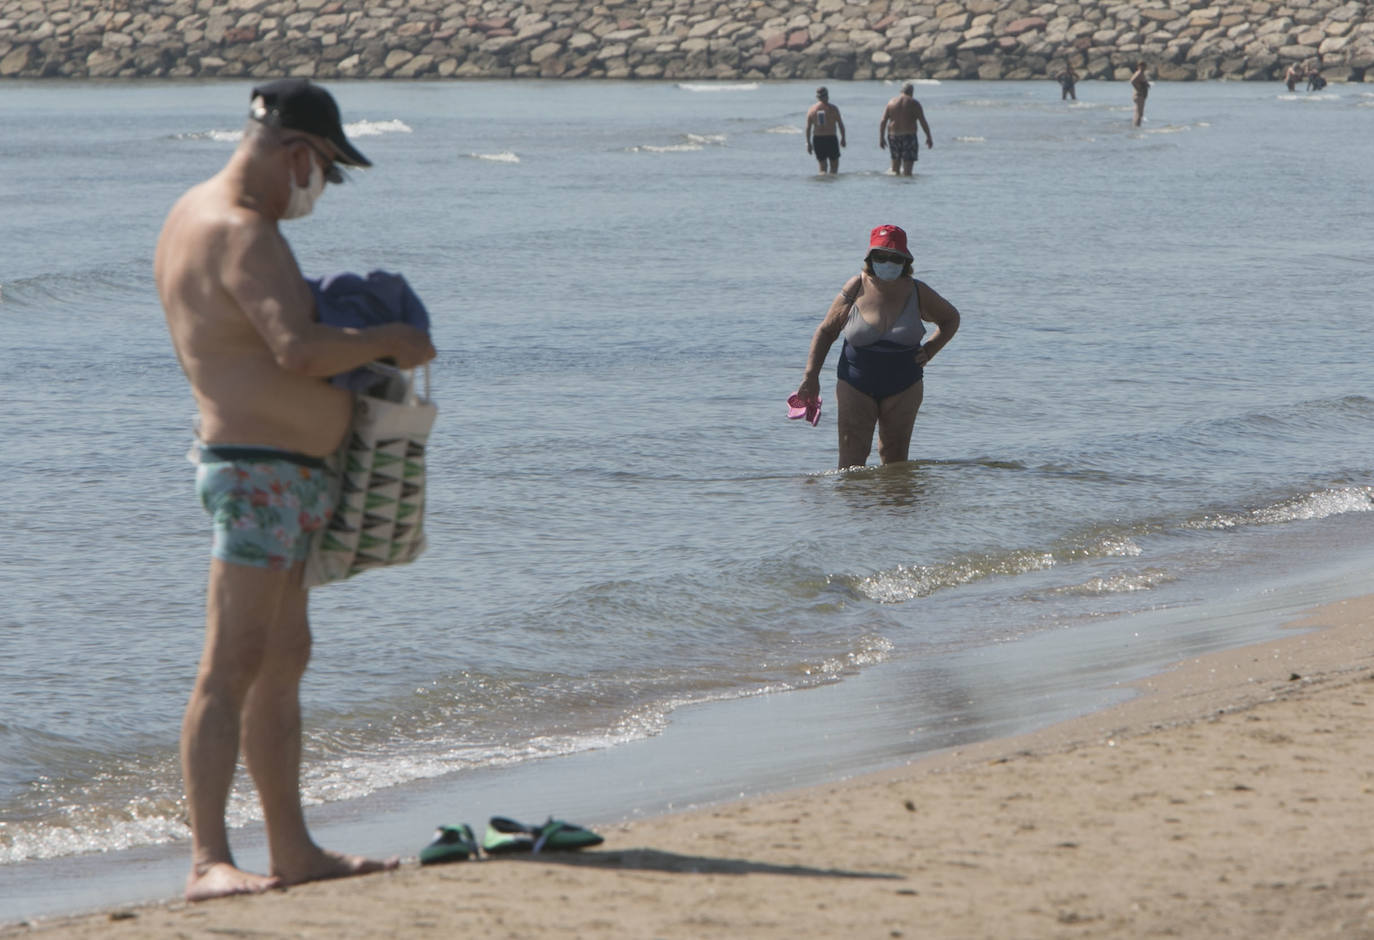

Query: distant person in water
left=805, top=86, right=846, bottom=174
left=1285, top=62, right=1302, bottom=92
left=795, top=224, right=960, bottom=469
left=1057, top=61, right=1079, bottom=100
left=1306, top=64, right=1327, bottom=91
left=1131, top=61, right=1150, bottom=127
left=879, top=83, right=933, bottom=176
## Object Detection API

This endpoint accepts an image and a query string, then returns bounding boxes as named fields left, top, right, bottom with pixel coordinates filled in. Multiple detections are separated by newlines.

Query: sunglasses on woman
left=869, top=251, right=906, bottom=265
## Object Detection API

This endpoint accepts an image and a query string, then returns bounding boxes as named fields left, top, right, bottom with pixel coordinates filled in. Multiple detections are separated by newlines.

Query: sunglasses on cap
left=869, top=251, right=907, bottom=265
left=282, top=136, right=346, bottom=184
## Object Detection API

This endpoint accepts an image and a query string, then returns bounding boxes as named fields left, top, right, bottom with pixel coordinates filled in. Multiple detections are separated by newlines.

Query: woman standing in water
left=794, top=224, right=960, bottom=469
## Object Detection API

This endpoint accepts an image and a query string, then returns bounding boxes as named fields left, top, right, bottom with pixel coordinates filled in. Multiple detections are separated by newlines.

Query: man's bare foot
left=185, top=863, right=282, bottom=902
left=275, top=848, right=399, bottom=887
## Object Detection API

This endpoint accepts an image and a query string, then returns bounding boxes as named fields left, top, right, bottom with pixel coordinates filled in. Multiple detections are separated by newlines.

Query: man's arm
left=879, top=103, right=891, bottom=149
left=835, top=108, right=846, bottom=147
left=805, top=106, right=815, bottom=149
left=916, top=103, right=933, bottom=149
left=223, top=213, right=434, bottom=375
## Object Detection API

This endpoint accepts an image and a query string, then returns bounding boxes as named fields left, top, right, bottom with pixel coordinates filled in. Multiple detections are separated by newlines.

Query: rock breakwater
left=2, top=0, right=1370, bottom=82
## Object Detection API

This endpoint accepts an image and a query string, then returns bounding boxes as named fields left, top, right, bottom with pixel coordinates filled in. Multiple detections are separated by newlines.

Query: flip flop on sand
left=419, top=823, right=479, bottom=865
left=481, top=816, right=604, bottom=854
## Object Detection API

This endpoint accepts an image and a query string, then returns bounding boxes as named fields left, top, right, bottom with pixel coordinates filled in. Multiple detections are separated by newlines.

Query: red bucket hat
left=868, top=224, right=911, bottom=260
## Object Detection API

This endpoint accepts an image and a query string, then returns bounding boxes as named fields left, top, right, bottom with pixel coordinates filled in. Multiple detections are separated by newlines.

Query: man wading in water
left=805, top=86, right=846, bottom=174
left=879, top=83, right=934, bottom=176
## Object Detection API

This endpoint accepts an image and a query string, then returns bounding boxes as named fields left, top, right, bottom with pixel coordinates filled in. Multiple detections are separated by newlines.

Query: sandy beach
left=6, top=594, right=1374, bottom=939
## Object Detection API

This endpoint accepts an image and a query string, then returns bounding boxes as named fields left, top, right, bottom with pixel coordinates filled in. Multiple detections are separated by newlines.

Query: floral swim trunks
left=888, top=133, right=920, bottom=162
left=195, top=445, right=337, bottom=570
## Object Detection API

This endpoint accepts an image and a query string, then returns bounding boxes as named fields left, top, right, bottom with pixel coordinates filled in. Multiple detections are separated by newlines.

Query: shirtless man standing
left=155, top=78, right=435, bottom=902
left=879, top=83, right=934, bottom=176
left=805, top=86, right=846, bottom=174
left=1131, top=61, right=1150, bottom=127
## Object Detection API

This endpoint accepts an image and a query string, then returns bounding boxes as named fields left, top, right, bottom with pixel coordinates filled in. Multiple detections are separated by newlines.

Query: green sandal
left=419, top=823, right=478, bottom=865
left=482, top=816, right=604, bottom=854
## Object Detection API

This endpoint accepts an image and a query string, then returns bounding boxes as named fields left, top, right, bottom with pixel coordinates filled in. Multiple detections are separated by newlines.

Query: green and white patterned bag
left=304, top=365, right=436, bottom=587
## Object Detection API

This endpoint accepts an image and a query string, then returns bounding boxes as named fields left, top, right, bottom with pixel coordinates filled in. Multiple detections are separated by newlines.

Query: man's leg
left=828, top=157, right=839, bottom=174
left=836, top=379, right=879, bottom=469
left=182, top=559, right=290, bottom=901
left=242, top=569, right=397, bottom=885
left=902, top=159, right=915, bottom=176
left=875, top=381, right=924, bottom=465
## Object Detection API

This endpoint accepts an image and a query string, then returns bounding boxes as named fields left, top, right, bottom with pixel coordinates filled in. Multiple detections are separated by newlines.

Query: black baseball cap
left=249, top=78, right=371, bottom=168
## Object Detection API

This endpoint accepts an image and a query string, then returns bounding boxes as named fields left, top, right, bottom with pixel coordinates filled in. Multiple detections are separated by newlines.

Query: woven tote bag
left=304, top=365, right=436, bottom=587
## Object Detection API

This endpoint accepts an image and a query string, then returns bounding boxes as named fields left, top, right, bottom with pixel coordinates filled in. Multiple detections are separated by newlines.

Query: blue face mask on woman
left=871, top=260, right=904, bottom=281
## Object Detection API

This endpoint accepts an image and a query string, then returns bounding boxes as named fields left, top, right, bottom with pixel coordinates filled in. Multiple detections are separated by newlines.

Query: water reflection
left=833, top=460, right=932, bottom=512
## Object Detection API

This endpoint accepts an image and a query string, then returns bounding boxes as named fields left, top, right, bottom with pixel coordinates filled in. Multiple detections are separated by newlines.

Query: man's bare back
left=882, top=95, right=921, bottom=137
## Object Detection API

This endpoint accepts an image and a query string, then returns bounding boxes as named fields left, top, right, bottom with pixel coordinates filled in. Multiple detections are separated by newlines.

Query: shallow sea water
left=2, top=78, right=1373, bottom=913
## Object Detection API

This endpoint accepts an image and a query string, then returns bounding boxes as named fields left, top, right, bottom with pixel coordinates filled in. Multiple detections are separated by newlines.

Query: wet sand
left=7, top=594, right=1374, bottom=938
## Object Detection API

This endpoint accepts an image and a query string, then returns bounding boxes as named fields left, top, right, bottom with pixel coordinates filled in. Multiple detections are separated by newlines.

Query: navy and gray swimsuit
left=837, top=280, right=926, bottom=401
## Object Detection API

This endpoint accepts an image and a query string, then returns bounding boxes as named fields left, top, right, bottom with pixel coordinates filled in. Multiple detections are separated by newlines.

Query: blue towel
left=307, top=270, right=431, bottom=392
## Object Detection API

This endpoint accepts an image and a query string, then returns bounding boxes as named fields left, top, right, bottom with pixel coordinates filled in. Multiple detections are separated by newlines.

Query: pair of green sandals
left=419, top=816, right=604, bottom=865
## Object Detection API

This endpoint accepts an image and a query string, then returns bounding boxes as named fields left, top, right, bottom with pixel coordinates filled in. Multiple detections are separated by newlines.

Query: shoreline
left=7, top=590, right=1374, bottom=937
left=2, top=0, right=1370, bottom=82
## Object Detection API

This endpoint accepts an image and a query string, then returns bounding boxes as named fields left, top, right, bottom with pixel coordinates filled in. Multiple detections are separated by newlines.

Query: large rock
left=0, top=41, right=33, bottom=74
left=0, top=0, right=1370, bottom=81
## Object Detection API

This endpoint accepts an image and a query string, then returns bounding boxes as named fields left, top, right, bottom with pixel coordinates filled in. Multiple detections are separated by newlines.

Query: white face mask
left=282, top=157, right=325, bottom=220
left=872, top=260, right=905, bottom=281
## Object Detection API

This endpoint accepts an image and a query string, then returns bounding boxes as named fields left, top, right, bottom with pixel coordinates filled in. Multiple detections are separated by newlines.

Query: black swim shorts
left=812, top=135, right=840, bottom=161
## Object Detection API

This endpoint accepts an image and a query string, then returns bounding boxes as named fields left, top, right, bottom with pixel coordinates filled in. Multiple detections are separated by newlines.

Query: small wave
left=347, top=118, right=412, bottom=137
left=807, top=634, right=895, bottom=678
left=0, top=269, right=144, bottom=310
left=627, top=143, right=702, bottom=153
left=464, top=150, right=520, bottom=163
left=857, top=549, right=1056, bottom=603
left=1042, top=568, right=1176, bottom=598
left=172, top=128, right=243, bottom=142
left=887, top=78, right=941, bottom=86
left=1062, top=534, right=1143, bottom=561
left=765, top=125, right=803, bottom=135
left=953, top=135, right=985, bottom=143
left=175, top=118, right=409, bottom=145
left=677, top=82, right=758, bottom=92
left=1144, top=124, right=1190, bottom=134
left=1189, top=485, right=1374, bottom=531
left=627, top=133, right=726, bottom=154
